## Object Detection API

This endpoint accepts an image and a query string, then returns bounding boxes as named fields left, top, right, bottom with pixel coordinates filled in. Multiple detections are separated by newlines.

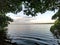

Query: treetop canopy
left=0, top=0, right=60, bottom=16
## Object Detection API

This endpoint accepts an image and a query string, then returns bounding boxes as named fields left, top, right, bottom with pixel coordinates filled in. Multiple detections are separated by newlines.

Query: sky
left=6, top=10, right=58, bottom=23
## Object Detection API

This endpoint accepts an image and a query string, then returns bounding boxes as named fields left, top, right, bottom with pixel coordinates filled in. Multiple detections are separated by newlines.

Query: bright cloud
left=6, top=10, right=58, bottom=23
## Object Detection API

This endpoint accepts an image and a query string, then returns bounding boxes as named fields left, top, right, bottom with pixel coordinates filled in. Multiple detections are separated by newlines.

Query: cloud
left=6, top=10, right=58, bottom=24
left=6, top=11, right=33, bottom=23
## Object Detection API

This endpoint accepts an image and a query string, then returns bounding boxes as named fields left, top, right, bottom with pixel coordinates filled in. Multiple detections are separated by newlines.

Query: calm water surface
left=8, top=24, right=58, bottom=45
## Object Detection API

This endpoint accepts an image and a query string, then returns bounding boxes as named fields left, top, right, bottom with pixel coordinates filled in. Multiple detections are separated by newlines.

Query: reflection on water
left=8, top=24, right=58, bottom=45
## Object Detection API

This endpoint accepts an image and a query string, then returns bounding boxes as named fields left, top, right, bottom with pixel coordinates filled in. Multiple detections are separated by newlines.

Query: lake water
left=8, top=24, right=58, bottom=45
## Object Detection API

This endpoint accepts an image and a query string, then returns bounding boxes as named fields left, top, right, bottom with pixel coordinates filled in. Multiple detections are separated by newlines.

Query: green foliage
left=52, top=9, right=60, bottom=20
left=50, top=19, right=60, bottom=33
left=0, top=0, right=22, bottom=13
left=50, top=25, right=56, bottom=33
left=0, top=0, right=60, bottom=16
left=0, top=14, right=13, bottom=28
left=23, top=0, right=60, bottom=16
left=54, top=20, right=60, bottom=29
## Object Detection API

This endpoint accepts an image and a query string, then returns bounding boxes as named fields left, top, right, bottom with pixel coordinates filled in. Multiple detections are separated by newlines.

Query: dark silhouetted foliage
left=0, top=14, right=13, bottom=28
left=0, top=0, right=60, bottom=16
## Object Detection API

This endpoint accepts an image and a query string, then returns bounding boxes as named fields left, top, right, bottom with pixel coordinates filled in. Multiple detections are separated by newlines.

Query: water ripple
left=9, top=36, right=58, bottom=45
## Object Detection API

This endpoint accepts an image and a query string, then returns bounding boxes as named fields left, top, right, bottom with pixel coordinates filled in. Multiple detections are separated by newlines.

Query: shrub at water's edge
left=50, top=20, right=60, bottom=33
left=0, top=14, right=13, bottom=28
left=0, top=14, right=14, bottom=45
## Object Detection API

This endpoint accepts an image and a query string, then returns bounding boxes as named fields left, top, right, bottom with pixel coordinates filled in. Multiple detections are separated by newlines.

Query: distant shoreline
left=32, top=23, right=54, bottom=24
left=10, top=23, right=54, bottom=25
